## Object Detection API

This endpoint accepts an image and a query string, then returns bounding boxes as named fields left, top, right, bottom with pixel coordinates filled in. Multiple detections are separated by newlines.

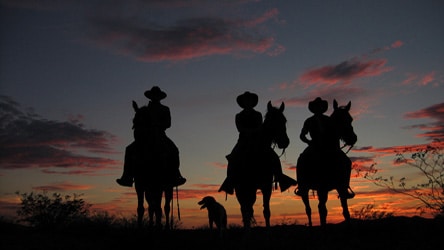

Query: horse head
left=131, top=101, right=152, bottom=137
left=264, top=101, right=290, bottom=150
left=331, top=100, right=357, bottom=147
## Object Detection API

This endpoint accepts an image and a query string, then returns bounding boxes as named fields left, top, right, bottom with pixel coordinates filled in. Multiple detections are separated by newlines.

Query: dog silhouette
left=198, top=196, right=227, bottom=234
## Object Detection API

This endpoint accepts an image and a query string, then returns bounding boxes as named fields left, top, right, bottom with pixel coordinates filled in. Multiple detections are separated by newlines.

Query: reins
left=170, top=185, right=181, bottom=229
left=176, top=186, right=181, bottom=220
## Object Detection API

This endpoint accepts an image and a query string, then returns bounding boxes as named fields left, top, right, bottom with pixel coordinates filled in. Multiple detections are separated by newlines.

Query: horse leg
left=334, top=187, right=351, bottom=222
left=235, top=186, right=256, bottom=230
left=262, top=187, right=272, bottom=228
left=163, top=187, right=173, bottom=230
left=340, top=197, right=351, bottom=223
left=146, top=187, right=163, bottom=229
left=317, top=191, right=328, bottom=227
left=146, top=192, right=155, bottom=227
left=301, top=193, right=312, bottom=227
left=240, top=201, right=255, bottom=229
left=136, top=187, right=145, bottom=228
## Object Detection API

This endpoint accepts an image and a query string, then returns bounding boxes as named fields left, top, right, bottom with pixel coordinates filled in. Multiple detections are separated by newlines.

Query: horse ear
left=345, top=101, right=351, bottom=111
left=333, top=99, right=338, bottom=110
left=267, top=100, right=272, bottom=110
left=279, top=102, right=285, bottom=112
left=132, top=100, right=139, bottom=112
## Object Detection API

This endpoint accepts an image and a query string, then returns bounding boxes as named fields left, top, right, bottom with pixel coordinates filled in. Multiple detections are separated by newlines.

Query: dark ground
left=1, top=216, right=442, bottom=250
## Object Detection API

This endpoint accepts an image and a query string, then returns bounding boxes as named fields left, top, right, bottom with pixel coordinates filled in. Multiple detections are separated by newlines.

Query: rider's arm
left=163, top=106, right=171, bottom=129
left=299, top=120, right=311, bottom=145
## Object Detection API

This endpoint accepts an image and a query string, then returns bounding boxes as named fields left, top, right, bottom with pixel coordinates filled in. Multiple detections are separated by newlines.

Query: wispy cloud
left=370, top=40, right=404, bottom=54
left=33, top=181, right=93, bottom=191
left=404, top=102, right=444, bottom=142
left=350, top=101, right=444, bottom=176
left=1, top=0, right=283, bottom=62
left=85, top=10, right=281, bottom=62
left=281, top=85, right=365, bottom=108
left=401, top=71, right=437, bottom=86
left=0, top=96, right=119, bottom=173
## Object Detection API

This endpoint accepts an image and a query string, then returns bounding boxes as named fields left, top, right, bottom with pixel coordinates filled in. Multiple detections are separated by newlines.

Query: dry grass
left=1, top=216, right=442, bottom=250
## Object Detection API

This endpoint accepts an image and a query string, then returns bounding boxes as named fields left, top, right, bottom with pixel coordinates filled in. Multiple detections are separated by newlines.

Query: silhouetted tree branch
left=364, top=140, right=443, bottom=217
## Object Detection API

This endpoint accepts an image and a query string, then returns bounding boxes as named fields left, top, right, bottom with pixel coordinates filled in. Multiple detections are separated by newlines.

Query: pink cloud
left=402, top=72, right=436, bottom=86
left=401, top=73, right=418, bottom=85
left=299, top=58, right=392, bottom=86
left=370, top=40, right=404, bottom=54
left=242, top=8, right=280, bottom=27
left=420, top=72, right=435, bottom=86
left=404, top=102, right=444, bottom=142
left=391, top=40, right=403, bottom=48
left=280, top=85, right=365, bottom=108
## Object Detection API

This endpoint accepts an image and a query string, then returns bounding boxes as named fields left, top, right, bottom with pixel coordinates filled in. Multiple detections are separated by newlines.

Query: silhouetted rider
left=219, top=91, right=288, bottom=194
left=296, top=97, right=354, bottom=198
left=116, top=86, right=186, bottom=187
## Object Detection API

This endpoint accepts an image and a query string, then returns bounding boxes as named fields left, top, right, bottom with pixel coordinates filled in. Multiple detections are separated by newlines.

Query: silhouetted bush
left=352, top=204, right=394, bottom=220
left=16, top=191, right=91, bottom=229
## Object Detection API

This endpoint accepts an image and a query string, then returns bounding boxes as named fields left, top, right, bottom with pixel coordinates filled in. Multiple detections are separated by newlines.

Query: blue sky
left=1, top=0, right=443, bottom=228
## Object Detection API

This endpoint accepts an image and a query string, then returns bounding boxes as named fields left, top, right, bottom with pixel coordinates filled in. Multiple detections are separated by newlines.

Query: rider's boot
left=346, top=186, right=355, bottom=199
left=116, top=176, right=133, bottom=187
left=117, top=143, right=135, bottom=187
left=173, top=169, right=187, bottom=186
left=338, top=186, right=355, bottom=199
left=219, top=177, right=234, bottom=195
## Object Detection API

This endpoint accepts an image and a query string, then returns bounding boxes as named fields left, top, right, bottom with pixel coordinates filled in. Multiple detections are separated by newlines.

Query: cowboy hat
left=144, top=86, right=167, bottom=100
left=236, top=91, right=258, bottom=109
left=308, top=97, right=328, bottom=114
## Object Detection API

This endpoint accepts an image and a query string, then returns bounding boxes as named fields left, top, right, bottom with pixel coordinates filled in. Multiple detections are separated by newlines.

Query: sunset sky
left=1, top=0, right=443, bottom=229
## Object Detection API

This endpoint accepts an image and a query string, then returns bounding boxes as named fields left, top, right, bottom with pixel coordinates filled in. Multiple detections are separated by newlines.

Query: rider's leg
left=166, top=137, right=186, bottom=186
left=271, top=150, right=297, bottom=192
left=295, top=152, right=309, bottom=196
left=116, top=142, right=136, bottom=187
left=219, top=144, right=240, bottom=194
left=340, top=152, right=355, bottom=199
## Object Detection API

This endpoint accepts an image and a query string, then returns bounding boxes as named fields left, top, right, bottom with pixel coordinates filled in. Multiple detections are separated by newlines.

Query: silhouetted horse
left=132, top=101, right=177, bottom=229
left=296, top=100, right=357, bottom=227
left=232, top=101, right=291, bottom=230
